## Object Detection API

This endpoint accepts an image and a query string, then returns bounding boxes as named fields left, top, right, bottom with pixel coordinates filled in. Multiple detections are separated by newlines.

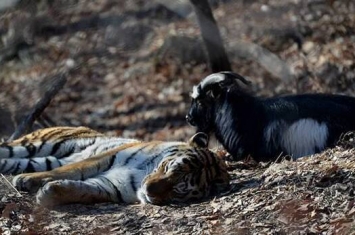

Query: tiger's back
left=0, top=126, right=138, bottom=174
left=3, top=127, right=230, bottom=206
left=2, top=126, right=103, bottom=157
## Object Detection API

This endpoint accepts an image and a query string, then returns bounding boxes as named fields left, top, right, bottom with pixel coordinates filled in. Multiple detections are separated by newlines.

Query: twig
left=0, top=173, right=22, bottom=197
left=8, top=72, right=68, bottom=141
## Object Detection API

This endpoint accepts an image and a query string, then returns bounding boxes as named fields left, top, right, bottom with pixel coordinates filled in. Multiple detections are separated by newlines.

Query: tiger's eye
left=182, top=158, right=189, bottom=164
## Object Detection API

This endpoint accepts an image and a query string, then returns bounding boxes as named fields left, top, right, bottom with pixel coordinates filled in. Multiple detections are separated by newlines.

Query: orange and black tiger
left=0, top=127, right=230, bottom=206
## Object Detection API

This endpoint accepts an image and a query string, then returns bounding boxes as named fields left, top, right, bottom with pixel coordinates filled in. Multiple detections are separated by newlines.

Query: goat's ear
left=206, top=84, right=224, bottom=98
left=206, top=72, right=250, bottom=98
left=207, top=78, right=235, bottom=98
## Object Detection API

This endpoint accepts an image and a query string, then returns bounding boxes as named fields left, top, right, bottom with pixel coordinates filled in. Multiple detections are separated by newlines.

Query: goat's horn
left=220, top=71, right=252, bottom=85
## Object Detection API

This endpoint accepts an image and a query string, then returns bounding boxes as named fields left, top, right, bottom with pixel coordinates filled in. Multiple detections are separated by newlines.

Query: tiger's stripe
left=0, top=126, right=138, bottom=173
left=0, top=127, right=103, bottom=159
left=4, top=127, right=229, bottom=206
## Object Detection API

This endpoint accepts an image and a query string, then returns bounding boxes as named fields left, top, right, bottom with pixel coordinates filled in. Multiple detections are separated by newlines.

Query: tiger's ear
left=188, top=132, right=209, bottom=148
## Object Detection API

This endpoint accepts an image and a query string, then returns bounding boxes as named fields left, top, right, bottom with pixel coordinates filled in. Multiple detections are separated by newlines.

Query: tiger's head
left=137, top=133, right=230, bottom=205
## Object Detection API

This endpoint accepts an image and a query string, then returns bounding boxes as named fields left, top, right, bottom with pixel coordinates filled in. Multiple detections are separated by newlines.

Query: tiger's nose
left=145, top=178, right=171, bottom=197
left=186, top=114, right=196, bottom=126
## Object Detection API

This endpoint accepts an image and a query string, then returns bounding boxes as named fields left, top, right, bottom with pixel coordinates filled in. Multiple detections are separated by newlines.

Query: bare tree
left=190, top=0, right=231, bottom=72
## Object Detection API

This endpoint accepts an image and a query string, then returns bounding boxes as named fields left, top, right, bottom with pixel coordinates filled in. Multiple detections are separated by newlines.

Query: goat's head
left=186, top=71, right=251, bottom=132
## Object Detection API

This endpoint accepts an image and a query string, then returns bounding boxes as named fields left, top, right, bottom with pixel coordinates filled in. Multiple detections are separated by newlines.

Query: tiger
left=0, top=127, right=230, bottom=206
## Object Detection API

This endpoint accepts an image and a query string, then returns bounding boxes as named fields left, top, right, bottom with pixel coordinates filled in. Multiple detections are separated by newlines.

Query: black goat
left=186, top=71, right=355, bottom=161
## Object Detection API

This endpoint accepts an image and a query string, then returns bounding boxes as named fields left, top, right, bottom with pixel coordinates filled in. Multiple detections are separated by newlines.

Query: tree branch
left=8, top=72, right=68, bottom=141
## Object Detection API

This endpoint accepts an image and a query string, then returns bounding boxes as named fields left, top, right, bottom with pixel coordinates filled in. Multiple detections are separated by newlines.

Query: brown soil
left=1, top=0, right=355, bottom=234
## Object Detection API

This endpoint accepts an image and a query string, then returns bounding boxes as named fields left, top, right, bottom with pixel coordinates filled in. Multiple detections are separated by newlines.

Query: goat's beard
left=196, top=126, right=209, bottom=133
left=196, top=112, right=214, bottom=133
left=195, top=119, right=213, bottom=134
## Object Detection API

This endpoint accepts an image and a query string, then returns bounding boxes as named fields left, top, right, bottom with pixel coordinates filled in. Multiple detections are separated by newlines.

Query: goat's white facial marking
left=191, top=86, right=200, bottom=99
left=201, top=73, right=226, bottom=88
left=191, top=73, right=226, bottom=99
left=265, top=119, right=328, bottom=159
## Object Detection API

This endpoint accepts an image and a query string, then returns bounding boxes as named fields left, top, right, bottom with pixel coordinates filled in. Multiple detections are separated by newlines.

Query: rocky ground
left=1, top=0, right=355, bottom=234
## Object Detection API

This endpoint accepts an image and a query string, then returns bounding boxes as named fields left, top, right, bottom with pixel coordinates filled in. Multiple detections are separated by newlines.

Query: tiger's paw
left=12, top=172, right=53, bottom=193
left=36, top=180, right=75, bottom=207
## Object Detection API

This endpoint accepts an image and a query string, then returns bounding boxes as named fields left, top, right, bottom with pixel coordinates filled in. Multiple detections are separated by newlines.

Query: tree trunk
left=190, top=0, right=231, bottom=72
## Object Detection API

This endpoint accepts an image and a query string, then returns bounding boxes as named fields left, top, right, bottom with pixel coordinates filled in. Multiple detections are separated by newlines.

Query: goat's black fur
left=187, top=71, right=355, bottom=161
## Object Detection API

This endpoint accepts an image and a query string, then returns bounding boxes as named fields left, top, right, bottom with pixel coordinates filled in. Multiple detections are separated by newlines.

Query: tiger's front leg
left=12, top=157, right=107, bottom=193
left=36, top=179, right=115, bottom=207
left=13, top=171, right=55, bottom=193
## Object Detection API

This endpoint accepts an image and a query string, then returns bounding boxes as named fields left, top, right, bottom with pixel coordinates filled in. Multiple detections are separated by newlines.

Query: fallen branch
left=0, top=173, right=22, bottom=197
left=229, top=40, right=294, bottom=82
left=8, top=72, right=68, bottom=141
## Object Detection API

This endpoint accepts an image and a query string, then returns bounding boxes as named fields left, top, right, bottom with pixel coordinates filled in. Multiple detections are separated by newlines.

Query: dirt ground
left=1, top=0, right=355, bottom=234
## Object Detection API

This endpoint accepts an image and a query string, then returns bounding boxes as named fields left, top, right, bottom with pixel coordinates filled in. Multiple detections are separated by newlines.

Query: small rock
left=303, top=41, right=315, bottom=53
